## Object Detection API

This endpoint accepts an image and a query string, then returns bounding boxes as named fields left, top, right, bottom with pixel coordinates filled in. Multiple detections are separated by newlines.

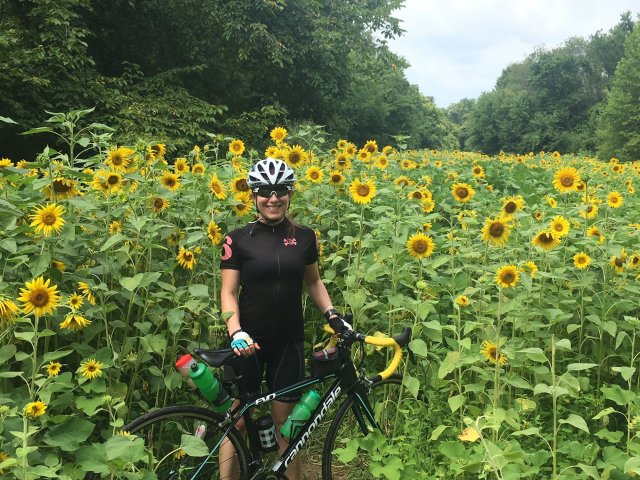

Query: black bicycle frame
left=191, top=359, right=381, bottom=478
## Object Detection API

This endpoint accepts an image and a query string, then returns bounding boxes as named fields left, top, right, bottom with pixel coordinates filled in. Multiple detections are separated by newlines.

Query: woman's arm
left=303, top=262, right=334, bottom=315
left=220, top=268, right=259, bottom=355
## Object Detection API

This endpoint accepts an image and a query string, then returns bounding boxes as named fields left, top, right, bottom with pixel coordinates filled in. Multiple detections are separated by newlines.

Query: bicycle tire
left=88, top=405, right=250, bottom=479
left=321, top=375, right=414, bottom=480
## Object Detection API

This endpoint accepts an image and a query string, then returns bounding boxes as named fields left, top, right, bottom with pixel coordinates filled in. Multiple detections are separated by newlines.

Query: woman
left=219, top=158, right=348, bottom=479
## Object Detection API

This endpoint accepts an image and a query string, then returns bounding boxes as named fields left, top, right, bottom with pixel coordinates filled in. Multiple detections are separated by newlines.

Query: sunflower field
left=2, top=109, right=640, bottom=479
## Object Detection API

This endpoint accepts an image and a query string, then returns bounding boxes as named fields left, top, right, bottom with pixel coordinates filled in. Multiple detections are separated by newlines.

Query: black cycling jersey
left=220, top=218, right=318, bottom=341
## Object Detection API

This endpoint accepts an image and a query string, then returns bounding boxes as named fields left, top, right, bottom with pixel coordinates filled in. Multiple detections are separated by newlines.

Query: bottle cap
left=306, top=390, right=321, bottom=402
left=175, top=354, right=194, bottom=369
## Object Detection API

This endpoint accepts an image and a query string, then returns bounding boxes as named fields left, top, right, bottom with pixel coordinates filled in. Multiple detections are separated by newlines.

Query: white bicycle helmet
left=246, top=158, right=296, bottom=188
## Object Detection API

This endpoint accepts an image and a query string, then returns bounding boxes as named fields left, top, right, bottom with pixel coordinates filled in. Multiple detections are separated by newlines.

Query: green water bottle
left=281, top=390, right=321, bottom=440
left=189, top=362, right=232, bottom=413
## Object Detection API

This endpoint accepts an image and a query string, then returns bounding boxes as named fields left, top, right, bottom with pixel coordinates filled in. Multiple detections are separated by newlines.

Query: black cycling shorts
left=227, top=340, right=305, bottom=403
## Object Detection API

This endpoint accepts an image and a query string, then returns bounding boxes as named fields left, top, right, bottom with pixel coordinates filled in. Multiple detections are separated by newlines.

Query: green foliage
left=597, top=23, right=640, bottom=162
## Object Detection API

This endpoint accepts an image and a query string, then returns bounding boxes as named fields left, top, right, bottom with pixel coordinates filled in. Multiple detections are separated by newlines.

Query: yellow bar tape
left=323, top=325, right=403, bottom=380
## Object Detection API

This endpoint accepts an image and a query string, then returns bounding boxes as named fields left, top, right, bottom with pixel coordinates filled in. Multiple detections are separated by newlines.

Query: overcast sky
left=387, top=0, right=640, bottom=108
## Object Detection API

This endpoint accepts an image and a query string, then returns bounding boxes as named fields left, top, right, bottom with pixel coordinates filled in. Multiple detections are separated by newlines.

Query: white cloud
left=388, top=0, right=639, bottom=107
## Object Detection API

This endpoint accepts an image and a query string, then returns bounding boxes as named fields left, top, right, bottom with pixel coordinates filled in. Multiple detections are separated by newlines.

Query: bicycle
left=113, top=321, right=412, bottom=479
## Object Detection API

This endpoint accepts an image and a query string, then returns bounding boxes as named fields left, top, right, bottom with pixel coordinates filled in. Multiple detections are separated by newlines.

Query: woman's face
left=254, top=188, right=292, bottom=223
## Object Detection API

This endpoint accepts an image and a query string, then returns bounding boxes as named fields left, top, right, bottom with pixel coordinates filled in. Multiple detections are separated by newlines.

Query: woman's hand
left=231, top=330, right=261, bottom=357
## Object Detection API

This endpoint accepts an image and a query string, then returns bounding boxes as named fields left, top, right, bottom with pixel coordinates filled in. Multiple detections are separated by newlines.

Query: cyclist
left=219, top=157, right=349, bottom=479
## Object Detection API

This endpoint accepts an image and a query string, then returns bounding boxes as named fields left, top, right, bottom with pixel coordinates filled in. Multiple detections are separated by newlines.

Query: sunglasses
left=253, top=186, right=292, bottom=198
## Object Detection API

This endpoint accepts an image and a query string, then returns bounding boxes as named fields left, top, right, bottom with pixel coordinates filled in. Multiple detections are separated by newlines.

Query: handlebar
left=323, top=324, right=412, bottom=381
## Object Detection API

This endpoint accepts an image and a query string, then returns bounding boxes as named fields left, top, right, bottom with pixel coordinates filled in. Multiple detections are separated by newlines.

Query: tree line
left=0, top=1, right=638, bottom=161
left=450, top=12, right=640, bottom=161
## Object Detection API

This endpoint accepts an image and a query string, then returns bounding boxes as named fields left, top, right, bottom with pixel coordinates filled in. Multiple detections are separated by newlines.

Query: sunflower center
left=310, top=171, right=320, bottom=180
left=331, top=175, right=341, bottom=183
left=107, top=175, right=119, bottom=185
left=504, top=201, right=516, bottom=213
left=87, top=365, right=97, bottom=372
left=111, top=154, right=123, bottom=166
left=413, top=240, right=428, bottom=254
left=154, top=198, right=164, bottom=209
left=615, top=258, right=624, bottom=267
left=43, top=213, right=57, bottom=225
left=553, top=224, right=563, bottom=232
left=489, top=223, right=504, bottom=237
left=31, top=290, right=49, bottom=307
left=184, top=253, right=193, bottom=262
left=237, top=179, right=249, bottom=191
left=53, top=180, right=71, bottom=193
left=561, top=176, right=574, bottom=187
left=166, top=178, right=176, bottom=187
left=502, top=272, right=515, bottom=283
left=586, top=205, right=594, bottom=213
left=357, top=185, right=371, bottom=197
left=289, top=153, right=301, bottom=164
left=540, top=232, right=553, bottom=244
left=412, top=192, right=422, bottom=200
left=456, top=187, right=468, bottom=198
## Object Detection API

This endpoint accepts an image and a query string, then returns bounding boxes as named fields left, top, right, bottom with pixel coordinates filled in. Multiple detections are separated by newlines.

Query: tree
left=597, top=22, right=640, bottom=161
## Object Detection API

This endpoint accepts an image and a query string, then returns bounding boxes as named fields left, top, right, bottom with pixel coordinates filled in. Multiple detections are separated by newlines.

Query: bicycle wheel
left=116, top=405, right=249, bottom=479
left=321, top=375, right=420, bottom=480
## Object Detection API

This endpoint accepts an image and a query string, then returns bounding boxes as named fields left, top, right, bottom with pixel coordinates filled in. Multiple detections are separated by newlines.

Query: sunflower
left=480, top=340, right=507, bottom=365
left=192, top=163, right=205, bottom=175
left=586, top=226, right=605, bottom=244
left=230, top=176, right=250, bottom=194
left=60, top=312, right=92, bottom=331
left=471, top=164, right=485, bottom=178
left=394, top=175, right=414, bottom=187
left=52, top=260, right=66, bottom=271
left=43, top=177, right=79, bottom=200
left=108, top=220, right=122, bottom=234
left=207, top=221, right=223, bottom=245
left=629, top=254, right=640, bottom=270
left=546, top=196, right=558, bottom=208
left=335, top=153, right=352, bottom=170
left=160, top=172, right=180, bottom=191
left=549, top=215, right=570, bottom=238
left=532, top=230, right=560, bottom=251
left=17, top=276, right=60, bottom=316
left=374, top=155, right=389, bottom=170
left=579, top=203, right=598, bottom=219
left=609, top=249, right=627, bottom=274
left=0, top=158, right=13, bottom=168
left=270, top=127, right=287, bottom=144
left=177, top=247, right=197, bottom=270
left=405, top=232, right=435, bottom=259
left=151, top=196, right=170, bottom=213
left=146, top=143, right=166, bottom=161
left=167, top=230, right=186, bottom=247
left=92, top=170, right=123, bottom=194
left=336, top=138, right=348, bottom=149
left=458, top=427, right=481, bottom=442
left=455, top=295, right=470, bottom=307
left=607, top=191, right=623, bottom=208
left=357, top=149, right=372, bottom=163
left=521, top=261, right=538, bottom=278
left=0, top=297, right=19, bottom=328
left=174, top=157, right=190, bottom=175
left=451, top=183, right=475, bottom=203
left=285, top=145, right=308, bottom=168
left=481, top=216, right=512, bottom=246
left=68, top=293, right=84, bottom=310
left=78, top=282, right=96, bottom=305
left=306, top=166, right=324, bottom=183
left=496, top=265, right=519, bottom=288
left=43, top=361, right=62, bottom=377
left=24, top=401, right=47, bottom=418
left=344, top=143, right=357, bottom=157
left=30, top=203, right=65, bottom=236
left=228, top=139, right=245, bottom=157
left=573, top=253, right=591, bottom=269
left=363, top=140, right=378, bottom=154
left=265, top=146, right=280, bottom=159
left=553, top=167, right=580, bottom=193
left=80, top=359, right=103, bottom=380
left=421, top=198, right=436, bottom=213
left=328, top=171, right=345, bottom=186
left=106, top=147, right=134, bottom=171
left=400, top=159, right=418, bottom=170
left=232, top=192, right=252, bottom=217
left=348, top=178, right=376, bottom=204
left=209, top=174, right=227, bottom=199
left=501, top=195, right=524, bottom=217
